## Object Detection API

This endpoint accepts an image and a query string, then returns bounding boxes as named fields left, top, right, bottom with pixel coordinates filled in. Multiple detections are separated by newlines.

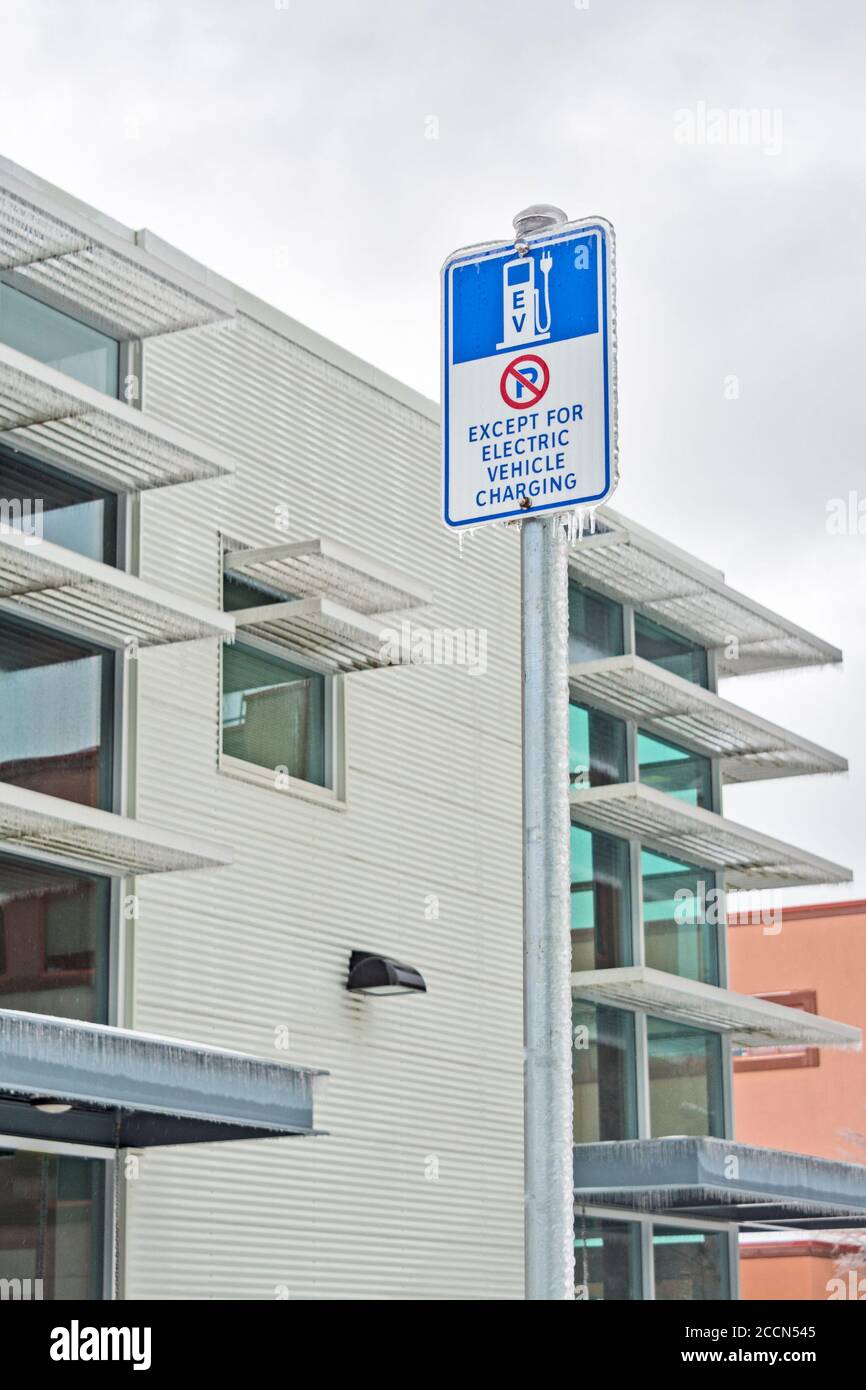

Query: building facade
left=0, top=156, right=524, bottom=1301
left=566, top=537, right=866, bottom=1298
left=0, top=159, right=864, bottom=1301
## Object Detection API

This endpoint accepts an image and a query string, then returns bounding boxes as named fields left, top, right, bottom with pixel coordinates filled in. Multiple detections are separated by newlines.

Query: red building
left=729, top=900, right=866, bottom=1300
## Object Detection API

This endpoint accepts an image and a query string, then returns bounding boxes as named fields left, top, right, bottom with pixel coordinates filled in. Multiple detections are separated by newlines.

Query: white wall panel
left=123, top=308, right=524, bottom=1299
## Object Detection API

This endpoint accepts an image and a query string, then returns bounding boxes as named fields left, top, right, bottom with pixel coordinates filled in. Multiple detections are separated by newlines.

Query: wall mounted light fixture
left=346, top=951, right=426, bottom=997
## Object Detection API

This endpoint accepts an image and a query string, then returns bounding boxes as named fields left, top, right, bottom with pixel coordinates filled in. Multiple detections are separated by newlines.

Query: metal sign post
left=442, top=204, right=617, bottom=1300
left=512, top=205, right=573, bottom=1303
left=521, top=508, right=573, bottom=1300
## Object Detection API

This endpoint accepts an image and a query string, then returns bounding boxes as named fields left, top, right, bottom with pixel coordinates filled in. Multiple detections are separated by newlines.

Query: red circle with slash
left=499, top=353, right=550, bottom=409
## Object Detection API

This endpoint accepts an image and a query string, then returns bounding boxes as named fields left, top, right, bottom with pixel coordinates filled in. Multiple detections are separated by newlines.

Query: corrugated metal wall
left=122, top=309, right=525, bottom=1299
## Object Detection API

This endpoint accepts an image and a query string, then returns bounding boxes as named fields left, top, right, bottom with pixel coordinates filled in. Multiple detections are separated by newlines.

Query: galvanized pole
left=517, top=204, right=575, bottom=1300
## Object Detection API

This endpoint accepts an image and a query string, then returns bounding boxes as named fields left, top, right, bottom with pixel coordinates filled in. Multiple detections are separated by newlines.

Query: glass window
left=0, top=1150, right=105, bottom=1300
left=0, top=281, right=119, bottom=396
left=653, top=1226, right=730, bottom=1300
left=733, top=990, right=820, bottom=1073
left=222, top=643, right=327, bottom=788
left=0, top=447, right=117, bottom=564
left=569, top=702, right=627, bottom=791
left=568, top=583, right=624, bottom=664
left=574, top=1214, right=642, bottom=1300
left=635, top=614, right=708, bottom=687
left=648, top=1016, right=724, bottom=1138
left=0, top=614, right=115, bottom=811
left=0, top=853, right=109, bottom=1023
left=638, top=730, right=712, bottom=809
left=642, top=850, right=719, bottom=984
left=571, top=826, right=632, bottom=972
left=223, top=574, right=285, bottom=612
left=573, top=1001, right=638, bottom=1143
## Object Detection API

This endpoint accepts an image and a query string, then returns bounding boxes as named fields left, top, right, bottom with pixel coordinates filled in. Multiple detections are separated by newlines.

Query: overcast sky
left=2, top=0, right=864, bottom=906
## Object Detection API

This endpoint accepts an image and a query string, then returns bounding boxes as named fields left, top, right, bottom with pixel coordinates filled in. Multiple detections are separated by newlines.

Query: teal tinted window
left=574, top=1215, right=643, bottom=1300
left=568, top=583, right=624, bottom=664
left=0, top=281, right=119, bottom=396
left=569, top=702, right=627, bottom=791
left=648, top=1016, right=724, bottom=1138
left=573, top=1000, right=638, bottom=1144
left=223, top=574, right=287, bottom=612
left=653, top=1227, right=730, bottom=1301
left=571, top=826, right=632, bottom=971
left=635, top=614, right=708, bottom=687
left=0, top=1149, right=105, bottom=1299
left=642, top=850, right=718, bottom=984
left=0, top=853, right=109, bottom=1023
left=638, top=729, right=712, bottom=808
left=222, top=643, right=326, bottom=787
left=0, top=614, right=115, bottom=812
left=0, top=448, right=117, bottom=563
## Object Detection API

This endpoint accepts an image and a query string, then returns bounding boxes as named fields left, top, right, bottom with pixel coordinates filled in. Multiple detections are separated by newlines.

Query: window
left=648, top=1016, right=724, bottom=1138
left=574, top=1214, right=642, bottom=1300
left=0, top=1149, right=105, bottom=1300
left=223, top=575, right=283, bottom=613
left=222, top=643, right=327, bottom=789
left=638, top=730, right=712, bottom=809
left=0, top=853, right=110, bottom=1023
left=642, top=850, right=719, bottom=985
left=733, top=990, right=820, bottom=1072
left=569, top=702, right=627, bottom=791
left=635, top=614, right=708, bottom=688
left=653, top=1226, right=730, bottom=1300
left=571, top=826, right=632, bottom=972
left=573, top=1001, right=638, bottom=1144
left=0, top=280, right=119, bottom=396
left=0, top=614, right=115, bottom=811
left=0, top=447, right=118, bottom=564
left=568, top=583, right=624, bottom=665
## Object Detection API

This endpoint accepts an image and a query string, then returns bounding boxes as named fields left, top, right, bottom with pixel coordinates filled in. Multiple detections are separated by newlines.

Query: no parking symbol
left=499, top=353, right=550, bottom=409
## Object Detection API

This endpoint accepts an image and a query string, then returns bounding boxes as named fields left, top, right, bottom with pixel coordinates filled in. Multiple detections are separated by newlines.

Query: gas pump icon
left=496, top=250, right=553, bottom=351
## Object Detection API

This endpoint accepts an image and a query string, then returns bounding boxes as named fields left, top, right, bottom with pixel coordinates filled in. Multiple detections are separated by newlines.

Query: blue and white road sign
left=441, top=218, right=617, bottom=528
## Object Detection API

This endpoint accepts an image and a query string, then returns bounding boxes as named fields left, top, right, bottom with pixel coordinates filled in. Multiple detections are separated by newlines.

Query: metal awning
left=0, top=1009, right=322, bottom=1147
left=224, top=537, right=432, bottom=614
left=0, top=342, right=235, bottom=492
left=571, top=511, right=840, bottom=676
left=574, top=1138, right=866, bottom=1229
left=569, top=654, right=847, bottom=784
left=0, top=529, right=234, bottom=648
left=0, top=159, right=234, bottom=339
left=569, top=781, right=851, bottom=890
left=0, top=782, right=232, bottom=876
left=233, top=596, right=400, bottom=673
left=571, top=966, right=861, bottom=1049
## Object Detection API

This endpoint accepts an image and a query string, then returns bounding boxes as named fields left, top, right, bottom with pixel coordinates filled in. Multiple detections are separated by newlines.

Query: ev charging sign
left=442, top=218, right=617, bottom=528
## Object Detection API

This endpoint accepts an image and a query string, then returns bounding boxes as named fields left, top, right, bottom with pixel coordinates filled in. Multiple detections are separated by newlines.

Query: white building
left=0, top=158, right=863, bottom=1302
